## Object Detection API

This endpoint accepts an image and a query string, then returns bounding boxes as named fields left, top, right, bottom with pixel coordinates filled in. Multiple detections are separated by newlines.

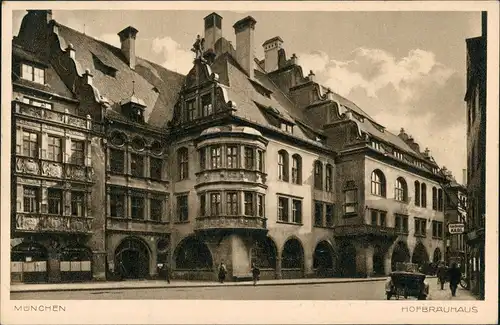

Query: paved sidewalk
left=11, top=276, right=394, bottom=293
left=427, top=283, right=478, bottom=300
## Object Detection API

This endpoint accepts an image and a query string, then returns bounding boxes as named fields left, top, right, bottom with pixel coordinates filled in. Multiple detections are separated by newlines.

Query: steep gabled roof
left=54, top=24, right=185, bottom=127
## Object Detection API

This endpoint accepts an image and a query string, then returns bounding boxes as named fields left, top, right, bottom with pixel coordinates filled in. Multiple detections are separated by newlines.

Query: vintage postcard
left=1, top=1, right=498, bottom=324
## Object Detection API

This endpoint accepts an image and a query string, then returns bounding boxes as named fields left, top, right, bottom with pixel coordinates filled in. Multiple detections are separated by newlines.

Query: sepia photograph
left=1, top=1, right=498, bottom=324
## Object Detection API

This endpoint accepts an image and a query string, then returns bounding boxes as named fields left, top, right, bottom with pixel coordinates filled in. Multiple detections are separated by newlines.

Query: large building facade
left=464, top=12, right=487, bottom=299
left=10, top=10, right=446, bottom=283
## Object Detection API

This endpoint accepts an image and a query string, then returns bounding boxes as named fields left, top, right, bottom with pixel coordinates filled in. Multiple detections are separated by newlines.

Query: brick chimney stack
left=204, top=12, right=223, bottom=53
left=263, top=36, right=284, bottom=73
left=233, top=16, right=257, bottom=79
left=118, top=26, right=139, bottom=70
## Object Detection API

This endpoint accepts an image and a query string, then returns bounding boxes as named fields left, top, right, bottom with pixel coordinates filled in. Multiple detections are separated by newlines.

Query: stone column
left=92, top=251, right=107, bottom=281
left=275, top=255, right=282, bottom=279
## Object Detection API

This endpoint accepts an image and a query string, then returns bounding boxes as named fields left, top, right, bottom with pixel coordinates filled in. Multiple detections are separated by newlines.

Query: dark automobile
left=385, top=263, right=429, bottom=300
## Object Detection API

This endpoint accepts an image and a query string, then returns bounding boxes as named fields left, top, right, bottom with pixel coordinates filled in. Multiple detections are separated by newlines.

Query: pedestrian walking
left=251, top=263, right=260, bottom=286
left=436, top=262, right=447, bottom=290
left=218, top=262, right=227, bottom=283
left=161, top=263, right=171, bottom=284
left=448, top=263, right=462, bottom=297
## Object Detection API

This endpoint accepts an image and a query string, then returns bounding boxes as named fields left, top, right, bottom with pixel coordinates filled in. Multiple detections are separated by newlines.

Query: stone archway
left=174, top=236, right=213, bottom=270
left=313, top=240, right=335, bottom=278
left=250, top=237, right=277, bottom=269
left=391, top=241, right=411, bottom=271
left=411, top=242, right=429, bottom=267
left=338, top=241, right=357, bottom=277
left=115, top=237, right=150, bottom=279
left=281, top=237, right=304, bottom=279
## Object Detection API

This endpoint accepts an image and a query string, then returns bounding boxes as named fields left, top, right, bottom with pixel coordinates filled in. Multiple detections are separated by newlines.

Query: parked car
left=385, top=263, right=429, bottom=300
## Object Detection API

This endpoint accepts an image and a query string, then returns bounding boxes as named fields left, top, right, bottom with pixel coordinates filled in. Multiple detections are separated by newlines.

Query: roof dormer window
left=281, top=123, right=293, bottom=134
left=393, top=150, right=404, bottom=160
left=370, top=140, right=382, bottom=151
left=21, top=63, right=45, bottom=84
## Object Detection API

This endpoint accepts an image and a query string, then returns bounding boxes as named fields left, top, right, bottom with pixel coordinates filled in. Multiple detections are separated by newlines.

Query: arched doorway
left=174, top=236, right=213, bottom=270
left=60, top=243, right=93, bottom=282
left=313, top=241, right=335, bottom=278
left=11, top=241, right=48, bottom=283
left=281, top=238, right=304, bottom=278
left=338, top=241, right=357, bottom=277
left=411, top=242, right=429, bottom=267
left=373, top=245, right=385, bottom=276
left=391, top=241, right=411, bottom=271
left=433, top=247, right=442, bottom=263
left=115, top=237, right=150, bottom=279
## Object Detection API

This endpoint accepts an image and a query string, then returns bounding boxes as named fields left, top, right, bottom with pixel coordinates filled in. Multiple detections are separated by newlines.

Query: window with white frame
left=21, top=63, right=45, bottom=84
left=292, top=199, right=302, bottom=224
left=23, top=186, right=39, bottom=213
left=210, top=146, right=222, bottom=169
left=47, top=136, right=62, bottom=162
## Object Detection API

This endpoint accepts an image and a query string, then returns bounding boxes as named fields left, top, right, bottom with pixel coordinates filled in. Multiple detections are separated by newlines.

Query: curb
left=11, top=277, right=398, bottom=293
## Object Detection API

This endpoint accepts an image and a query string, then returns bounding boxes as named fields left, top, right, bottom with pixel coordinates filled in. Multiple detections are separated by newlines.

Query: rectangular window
left=200, top=194, right=206, bottom=216
left=257, top=194, right=264, bottom=217
left=178, top=149, right=189, bottom=180
left=130, top=154, right=144, bottom=177
left=150, top=157, right=163, bottom=180
left=23, top=186, right=38, bottom=213
left=186, top=99, right=196, bottom=121
left=177, top=195, right=189, bottom=222
left=201, top=94, right=213, bottom=116
left=227, top=145, right=239, bottom=169
left=292, top=199, right=302, bottom=224
left=325, top=166, right=333, bottom=192
left=326, top=204, right=334, bottom=227
left=380, top=211, right=386, bottom=227
left=150, top=198, right=163, bottom=221
left=210, top=146, right=222, bottom=169
left=199, top=149, right=206, bottom=171
left=22, top=131, right=39, bottom=158
left=110, top=190, right=125, bottom=218
left=226, top=192, right=239, bottom=215
left=131, top=196, right=145, bottom=219
left=110, top=149, right=124, bottom=173
left=278, top=197, right=289, bottom=222
left=244, top=147, right=254, bottom=169
left=257, top=150, right=264, bottom=172
left=371, top=210, right=378, bottom=226
left=244, top=192, right=254, bottom=215
left=21, top=64, right=45, bottom=84
left=314, top=201, right=323, bottom=226
left=47, top=136, right=62, bottom=162
left=70, top=140, right=85, bottom=165
left=403, top=216, right=409, bottom=233
left=395, top=215, right=401, bottom=231
left=71, top=191, right=85, bottom=217
left=22, top=97, right=53, bottom=109
left=415, top=218, right=427, bottom=237
left=47, top=188, right=62, bottom=215
left=344, top=189, right=357, bottom=215
left=210, top=192, right=221, bottom=216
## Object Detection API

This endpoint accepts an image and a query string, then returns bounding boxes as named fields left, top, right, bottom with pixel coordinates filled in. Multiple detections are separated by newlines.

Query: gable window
left=23, top=186, right=39, bottom=213
left=21, top=63, right=45, bottom=84
left=325, top=164, right=333, bottom=192
left=314, top=201, right=323, bottom=227
left=414, top=181, right=421, bottom=206
left=421, top=183, right=427, bottom=208
left=177, top=148, right=189, bottom=180
left=150, top=157, right=163, bottom=180
left=177, top=195, right=189, bottom=222
left=226, top=192, right=239, bottom=215
left=71, top=191, right=85, bottom=217
left=110, top=189, right=125, bottom=218
left=371, top=170, right=386, bottom=197
left=314, top=160, right=323, bottom=190
left=210, top=192, right=221, bottom=216
left=244, top=192, right=254, bottom=216
left=292, top=199, right=302, bottom=224
left=281, top=123, right=293, bottom=134
left=244, top=147, right=254, bottom=170
left=438, top=189, right=444, bottom=211
left=186, top=99, right=196, bottom=121
left=22, top=131, right=39, bottom=158
left=227, top=145, right=239, bottom=168
left=131, top=195, right=145, bottom=219
left=344, top=188, right=357, bottom=215
left=130, top=154, right=144, bottom=177
left=278, top=150, right=289, bottom=181
left=150, top=198, right=163, bottom=221
left=210, top=146, right=222, bottom=169
left=291, top=154, right=302, bottom=184
left=47, top=136, right=62, bottom=162
left=395, top=177, right=407, bottom=202
left=201, top=94, right=213, bottom=116
left=278, top=197, right=289, bottom=222
left=48, top=188, right=62, bottom=215
left=70, top=140, right=85, bottom=165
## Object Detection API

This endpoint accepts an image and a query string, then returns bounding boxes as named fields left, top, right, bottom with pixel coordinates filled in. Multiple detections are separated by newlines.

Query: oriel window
left=210, top=192, right=221, bottom=215
left=210, top=146, right=222, bottom=169
left=244, top=192, right=253, bottom=215
left=244, top=147, right=254, bottom=169
left=227, top=145, right=239, bottom=168
left=226, top=192, right=239, bottom=215
left=257, top=194, right=264, bottom=217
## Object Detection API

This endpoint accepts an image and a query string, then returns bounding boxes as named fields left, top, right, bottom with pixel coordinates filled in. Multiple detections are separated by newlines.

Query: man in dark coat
left=436, top=263, right=447, bottom=290
left=251, top=263, right=260, bottom=286
left=218, top=262, right=227, bottom=283
left=448, top=263, right=462, bottom=297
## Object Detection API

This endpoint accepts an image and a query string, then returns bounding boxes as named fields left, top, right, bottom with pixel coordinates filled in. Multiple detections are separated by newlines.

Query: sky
left=12, top=10, right=482, bottom=182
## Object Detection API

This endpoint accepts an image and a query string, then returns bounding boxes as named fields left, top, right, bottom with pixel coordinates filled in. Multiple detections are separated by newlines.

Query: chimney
left=462, top=168, right=467, bottom=185
left=233, top=16, right=257, bottom=79
left=27, top=10, right=53, bottom=24
left=204, top=12, right=223, bottom=53
left=118, top=26, right=139, bottom=70
left=263, top=36, right=284, bottom=72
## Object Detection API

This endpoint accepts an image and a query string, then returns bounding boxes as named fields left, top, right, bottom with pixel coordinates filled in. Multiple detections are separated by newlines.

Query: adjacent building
left=10, top=10, right=447, bottom=283
left=464, top=12, right=487, bottom=299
